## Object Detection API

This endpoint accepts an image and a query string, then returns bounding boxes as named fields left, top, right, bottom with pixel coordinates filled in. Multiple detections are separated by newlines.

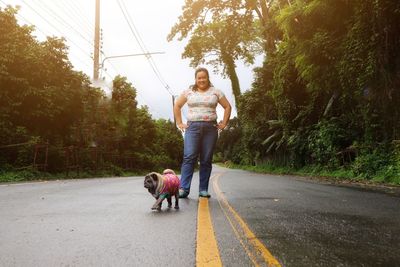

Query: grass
left=218, top=162, right=400, bottom=186
left=1, top=163, right=398, bottom=186
left=0, top=164, right=185, bottom=184
left=0, top=168, right=145, bottom=184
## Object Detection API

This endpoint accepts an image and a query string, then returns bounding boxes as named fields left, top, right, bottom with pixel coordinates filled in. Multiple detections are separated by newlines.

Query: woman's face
left=195, top=71, right=209, bottom=90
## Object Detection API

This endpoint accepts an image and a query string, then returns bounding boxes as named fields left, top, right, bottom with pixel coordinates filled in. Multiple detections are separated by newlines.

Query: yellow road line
left=196, top=197, right=222, bottom=267
left=212, top=173, right=282, bottom=267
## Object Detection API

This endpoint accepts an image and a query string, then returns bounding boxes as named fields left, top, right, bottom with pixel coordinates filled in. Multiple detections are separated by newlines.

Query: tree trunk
left=254, top=0, right=276, bottom=55
left=223, top=54, right=241, bottom=110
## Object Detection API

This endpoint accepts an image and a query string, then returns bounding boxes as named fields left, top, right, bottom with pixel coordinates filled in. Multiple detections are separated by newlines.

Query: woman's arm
left=217, top=96, right=232, bottom=130
left=174, top=94, right=188, bottom=132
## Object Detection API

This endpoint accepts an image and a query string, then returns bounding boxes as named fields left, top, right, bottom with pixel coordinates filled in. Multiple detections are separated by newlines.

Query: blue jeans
left=180, top=121, right=218, bottom=193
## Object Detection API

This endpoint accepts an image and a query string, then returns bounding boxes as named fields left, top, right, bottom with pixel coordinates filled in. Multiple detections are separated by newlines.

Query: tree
left=168, top=0, right=271, bottom=108
left=218, top=0, right=400, bottom=178
left=152, top=119, right=184, bottom=169
left=0, top=6, right=186, bottom=174
left=0, top=6, right=86, bottom=143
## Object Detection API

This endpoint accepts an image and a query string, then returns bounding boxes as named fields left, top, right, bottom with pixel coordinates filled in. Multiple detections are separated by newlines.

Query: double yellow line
left=196, top=173, right=282, bottom=267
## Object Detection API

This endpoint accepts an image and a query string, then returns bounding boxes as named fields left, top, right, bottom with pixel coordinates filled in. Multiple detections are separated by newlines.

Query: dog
left=144, top=169, right=180, bottom=211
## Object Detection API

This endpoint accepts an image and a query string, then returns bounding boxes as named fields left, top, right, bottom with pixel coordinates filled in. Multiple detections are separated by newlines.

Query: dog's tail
left=162, top=169, right=176, bottom=175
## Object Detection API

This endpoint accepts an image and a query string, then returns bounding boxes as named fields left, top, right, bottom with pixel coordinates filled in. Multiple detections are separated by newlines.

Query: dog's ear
left=151, top=173, right=159, bottom=182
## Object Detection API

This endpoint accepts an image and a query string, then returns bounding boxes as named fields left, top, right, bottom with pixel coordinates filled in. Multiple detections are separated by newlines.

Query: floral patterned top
left=181, top=86, right=225, bottom=122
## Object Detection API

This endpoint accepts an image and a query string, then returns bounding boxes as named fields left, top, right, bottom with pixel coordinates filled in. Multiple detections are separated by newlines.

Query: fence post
left=33, top=141, right=49, bottom=171
left=65, top=146, right=80, bottom=177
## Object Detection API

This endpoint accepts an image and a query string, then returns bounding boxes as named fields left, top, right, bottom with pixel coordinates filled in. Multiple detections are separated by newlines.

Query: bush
left=374, top=142, right=400, bottom=183
left=351, top=145, right=390, bottom=179
left=0, top=169, right=41, bottom=183
left=307, top=119, right=346, bottom=168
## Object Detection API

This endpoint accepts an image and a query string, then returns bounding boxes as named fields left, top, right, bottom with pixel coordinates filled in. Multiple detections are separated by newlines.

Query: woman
left=174, top=67, right=232, bottom=198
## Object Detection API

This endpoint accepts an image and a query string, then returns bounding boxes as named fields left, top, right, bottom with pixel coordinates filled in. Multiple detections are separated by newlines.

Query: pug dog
left=144, top=169, right=180, bottom=211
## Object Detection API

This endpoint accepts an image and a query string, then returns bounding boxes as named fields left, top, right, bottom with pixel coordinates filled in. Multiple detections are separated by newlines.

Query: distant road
left=0, top=166, right=399, bottom=266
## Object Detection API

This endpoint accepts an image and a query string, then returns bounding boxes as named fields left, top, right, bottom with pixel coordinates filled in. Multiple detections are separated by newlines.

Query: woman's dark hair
left=191, top=67, right=212, bottom=91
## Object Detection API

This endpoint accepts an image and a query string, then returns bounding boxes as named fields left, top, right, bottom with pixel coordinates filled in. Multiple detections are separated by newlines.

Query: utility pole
left=90, top=1, right=172, bottom=119
left=93, top=0, right=100, bottom=80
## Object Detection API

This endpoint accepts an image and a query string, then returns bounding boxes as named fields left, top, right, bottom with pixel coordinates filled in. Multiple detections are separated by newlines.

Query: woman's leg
left=199, top=122, right=218, bottom=192
left=180, top=122, right=200, bottom=194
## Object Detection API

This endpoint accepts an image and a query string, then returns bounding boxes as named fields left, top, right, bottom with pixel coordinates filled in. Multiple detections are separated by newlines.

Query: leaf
left=261, top=129, right=281, bottom=145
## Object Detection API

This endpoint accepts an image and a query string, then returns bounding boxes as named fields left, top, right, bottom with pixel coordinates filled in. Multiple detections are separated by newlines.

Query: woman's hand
left=216, top=121, right=227, bottom=130
left=177, top=123, right=188, bottom=133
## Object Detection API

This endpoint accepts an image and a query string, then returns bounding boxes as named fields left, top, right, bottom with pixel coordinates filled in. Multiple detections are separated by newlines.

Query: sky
left=1, top=0, right=262, bottom=122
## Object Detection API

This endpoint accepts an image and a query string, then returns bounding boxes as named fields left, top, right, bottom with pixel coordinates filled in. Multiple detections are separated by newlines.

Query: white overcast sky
left=1, top=0, right=262, bottom=121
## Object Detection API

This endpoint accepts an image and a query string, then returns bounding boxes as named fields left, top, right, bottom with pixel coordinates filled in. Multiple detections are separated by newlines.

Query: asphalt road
left=0, top=165, right=399, bottom=266
left=211, top=166, right=400, bottom=266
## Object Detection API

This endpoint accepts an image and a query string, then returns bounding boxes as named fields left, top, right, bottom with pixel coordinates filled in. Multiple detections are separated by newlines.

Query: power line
left=51, top=0, right=94, bottom=38
left=120, top=0, right=173, bottom=95
left=116, top=0, right=175, bottom=96
left=19, top=0, right=93, bottom=60
left=0, top=0, right=48, bottom=37
left=1, top=0, right=173, bottom=119
left=38, top=1, right=118, bottom=79
left=67, top=0, right=96, bottom=31
left=0, top=0, right=93, bottom=71
left=94, top=51, right=160, bottom=117
left=29, top=0, right=95, bottom=48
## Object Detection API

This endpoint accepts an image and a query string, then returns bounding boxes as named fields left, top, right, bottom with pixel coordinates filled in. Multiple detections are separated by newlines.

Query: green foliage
left=152, top=119, right=184, bottom=169
left=213, top=0, right=400, bottom=183
left=351, top=145, right=391, bottom=179
left=215, top=118, right=247, bottom=164
left=0, top=6, right=85, bottom=142
left=307, top=119, right=346, bottom=167
left=354, top=142, right=400, bottom=183
left=168, top=0, right=271, bottom=107
left=0, top=169, right=40, bottom=182
left=0, top=7, right=184, bottom=178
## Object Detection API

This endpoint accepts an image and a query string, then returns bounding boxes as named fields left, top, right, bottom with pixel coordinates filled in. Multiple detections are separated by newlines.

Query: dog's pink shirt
left=159, top=173, right=180, bottom=197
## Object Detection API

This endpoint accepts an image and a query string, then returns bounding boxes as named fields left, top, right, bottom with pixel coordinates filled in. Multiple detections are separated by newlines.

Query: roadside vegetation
left=171, top=0, right=400, bottom=185
left=1, top=1, right=399, bottom=185
left=216, top=161, right=399, bottom=185
left=0, top=6, right=183, bottom=182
